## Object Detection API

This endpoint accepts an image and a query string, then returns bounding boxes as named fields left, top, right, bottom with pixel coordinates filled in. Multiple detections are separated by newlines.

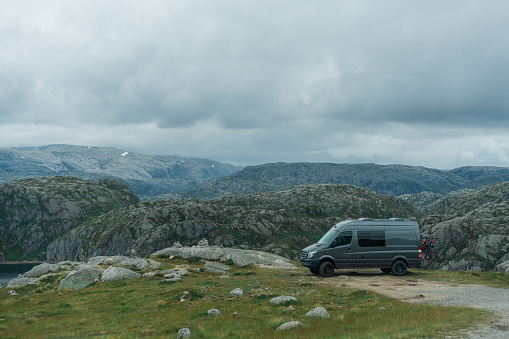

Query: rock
left=305, top=306, right=330, bottom=318
left=198, top=238, right=209, bottom=247
left=179, top=291, right=191, bottom=302
left=496, top=260, right=509, bottom=274
left=204, top=262, right=231, bottom=271
left=283, top=305, right=295, bottom=313
left=276, top=321, right=303, bottom=331
left=173, top=242, right=183, bottom=248
left=22, top=263, right=59, bottom=277
left=101, top=266, right=141, bottom=282
left=86, top=256, right=161, bottom=270
left=229, top=288, right=244, bottom=296
left=8, top=290, right=18, bottom=296
left=58, top=265, right=105, bottom=290
left=269, top=295, right=298, bottom=305
left=177, top=327, right=191, bottom=338
left=143, top=269, right=175, bottom=278
left=164, top=272, right=182, bottom=282
left=207, top=309, right=222, bottom=316
left=7, top=277, right=40, bottom=288
left=176, top=268, right=190, bottom=276
left=152, top=246, right=296, bottom=268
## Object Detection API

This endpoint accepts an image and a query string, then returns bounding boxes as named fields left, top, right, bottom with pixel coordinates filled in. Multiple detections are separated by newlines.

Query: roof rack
left=357, top=218, right=374, bottom=221
left=389, top=218, right=406, bottom=221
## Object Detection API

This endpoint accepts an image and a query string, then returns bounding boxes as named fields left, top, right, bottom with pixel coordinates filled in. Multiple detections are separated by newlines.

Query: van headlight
left=308, top=251, right=317, bottom=258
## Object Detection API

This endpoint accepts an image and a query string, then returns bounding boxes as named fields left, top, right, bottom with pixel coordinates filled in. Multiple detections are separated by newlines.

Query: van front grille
left=300, top=251, right=308, bottom=260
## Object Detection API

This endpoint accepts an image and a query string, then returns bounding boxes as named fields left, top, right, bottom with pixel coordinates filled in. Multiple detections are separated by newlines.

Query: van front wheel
left=391, top=260, right=407, bottom=276
left=319, top=261, right=335, bottom=277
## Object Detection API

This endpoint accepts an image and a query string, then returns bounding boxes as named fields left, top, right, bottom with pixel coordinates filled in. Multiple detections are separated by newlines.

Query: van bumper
left=300, top=259, right=320, bottom=269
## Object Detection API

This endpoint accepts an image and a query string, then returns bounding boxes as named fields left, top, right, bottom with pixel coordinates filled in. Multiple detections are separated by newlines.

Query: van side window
left=358, top=231, right=385, bottom=247
left=336, top=231, right=353, bottom=246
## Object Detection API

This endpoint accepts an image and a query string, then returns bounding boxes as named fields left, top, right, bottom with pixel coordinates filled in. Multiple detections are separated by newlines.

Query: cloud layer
left=1, top=0, right=509, bottom=168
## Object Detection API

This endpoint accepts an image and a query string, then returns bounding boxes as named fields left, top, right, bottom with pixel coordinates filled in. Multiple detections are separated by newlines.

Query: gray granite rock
left=177, top=327, right=191, bottom=338
left=86, top=256, right=161, bottom=270
left=7, top=277, right=40, bottom=288
left=58, top=265, right=105, bottom=290
left=22, top=263, right=59, bottom=277
left=207, top=308, right=222, bottom=316
left=164, top=272, right=181, bottom=282
left=152, top=246, right=296, bottom=268
left=305, top=306, right=329, bottom=318
left=269, top=295, right=298, bottom=305
left=101, top=266, right=141, bottom=282
left=229, top=288, right=244, bottom=296
left=276, top=321, right=303, bottom=331
left=496, top=260, right=509, bottom=274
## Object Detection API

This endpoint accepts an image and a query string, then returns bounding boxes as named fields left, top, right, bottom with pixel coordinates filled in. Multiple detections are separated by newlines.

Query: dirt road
left=312, top=270, right=509, bottom=338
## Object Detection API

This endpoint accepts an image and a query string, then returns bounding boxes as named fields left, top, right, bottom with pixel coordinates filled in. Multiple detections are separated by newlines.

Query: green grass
left=0, top=260, right=493, bottom=338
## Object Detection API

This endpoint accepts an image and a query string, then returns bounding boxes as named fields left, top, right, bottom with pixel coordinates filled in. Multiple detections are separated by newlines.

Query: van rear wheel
left=391, top=260, right=407, bottom=276
left=319, top=261, right=335, bottom=277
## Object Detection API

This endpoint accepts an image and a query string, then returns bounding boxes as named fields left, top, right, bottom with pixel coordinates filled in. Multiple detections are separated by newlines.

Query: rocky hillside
left=0, top=144, right=241, bottom=197
left=0, top=177, right=139, bottom=262
left=46, top=184, right=421, bottom=262
left=420, top=181, right=509, bottom=271
left=181, top=162, right=509, bottom=198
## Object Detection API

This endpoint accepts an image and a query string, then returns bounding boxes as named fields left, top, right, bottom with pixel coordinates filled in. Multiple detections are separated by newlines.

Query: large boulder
left=152, top=246, right=296, bottom=268
left=58, top=265, right=105, bottom=290
left=6, top=277, right=40, bottom=288
left=496, top=260, right=509, bottom=274
left=86, top=256, right=161, bottom=270
left=101, top=266, right=141, bottom=282
left=23, top=263, right=59, bottom=277
left=276, top=321, right=303, bottom=331
left=269, top=295, right=298, bottom=305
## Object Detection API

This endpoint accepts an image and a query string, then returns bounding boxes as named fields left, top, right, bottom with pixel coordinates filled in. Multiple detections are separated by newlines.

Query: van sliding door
left=354, top=229, right=386, bottom=267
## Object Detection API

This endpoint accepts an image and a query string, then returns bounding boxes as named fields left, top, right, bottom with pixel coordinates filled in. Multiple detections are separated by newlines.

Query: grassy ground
left=0, top=259, right=495, bottom=338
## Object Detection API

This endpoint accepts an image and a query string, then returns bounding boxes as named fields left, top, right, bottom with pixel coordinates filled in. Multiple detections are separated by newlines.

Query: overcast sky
left=1, top=1, right=509, bottom=168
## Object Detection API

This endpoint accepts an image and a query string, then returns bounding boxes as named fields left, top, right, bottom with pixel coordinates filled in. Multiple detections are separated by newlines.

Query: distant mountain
left=0, top=145, right=242, bottom=197
left=182, top=162, right=509, bottom=198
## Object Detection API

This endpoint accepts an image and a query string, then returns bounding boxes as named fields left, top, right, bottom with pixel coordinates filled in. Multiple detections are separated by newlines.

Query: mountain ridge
left=0, top=144, right=242, bottom=196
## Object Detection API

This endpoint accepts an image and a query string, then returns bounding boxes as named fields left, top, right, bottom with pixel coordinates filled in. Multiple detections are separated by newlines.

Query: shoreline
left=0, top=261, right=44, bottom=265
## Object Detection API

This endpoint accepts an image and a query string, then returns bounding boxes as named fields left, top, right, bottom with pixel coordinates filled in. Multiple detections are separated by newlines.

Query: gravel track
left=314, top=270, right=509, bottom=338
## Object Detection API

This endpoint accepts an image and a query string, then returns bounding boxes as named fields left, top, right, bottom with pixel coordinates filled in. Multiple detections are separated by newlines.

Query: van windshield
left=317, top=228, right=338, bottom=245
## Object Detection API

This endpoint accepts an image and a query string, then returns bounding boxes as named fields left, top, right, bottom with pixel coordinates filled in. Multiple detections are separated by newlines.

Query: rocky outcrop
left=420, top=182, right=509, bottom=271
left=0, top=176, right=139, bottom=261
left=46, top=184, right=420, bottom=262
left=101, top=266, right=141, bottom=282
left=58, top=265, right=105, bottom=290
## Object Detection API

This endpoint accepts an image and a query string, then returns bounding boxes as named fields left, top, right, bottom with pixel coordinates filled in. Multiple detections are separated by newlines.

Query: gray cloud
left=1, top=0, right=509, bottom=168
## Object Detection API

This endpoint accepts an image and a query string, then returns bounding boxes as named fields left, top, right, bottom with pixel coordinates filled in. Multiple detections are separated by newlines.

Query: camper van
left=300, top=218, right=421, bottom=277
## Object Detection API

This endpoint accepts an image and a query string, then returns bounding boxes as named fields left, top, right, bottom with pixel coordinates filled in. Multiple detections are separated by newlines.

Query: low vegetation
left=0, top=259, right=495, bottom=338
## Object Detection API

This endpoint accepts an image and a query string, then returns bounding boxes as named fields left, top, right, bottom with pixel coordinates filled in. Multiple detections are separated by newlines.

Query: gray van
left=301, top=218, right=421, bottom=277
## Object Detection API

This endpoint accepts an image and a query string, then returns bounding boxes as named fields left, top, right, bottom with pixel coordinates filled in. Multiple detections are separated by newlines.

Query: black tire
left=391, top=260, right=407, bottom=276
left=310, top=268, right=320, bottom=275
left=380, top=268, right=391, bottom=274
left=319, top=261, right=335, bottom=277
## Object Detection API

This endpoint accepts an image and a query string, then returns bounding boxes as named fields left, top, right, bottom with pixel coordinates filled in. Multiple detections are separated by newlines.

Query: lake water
left=0, top=263, right=40, bottom=284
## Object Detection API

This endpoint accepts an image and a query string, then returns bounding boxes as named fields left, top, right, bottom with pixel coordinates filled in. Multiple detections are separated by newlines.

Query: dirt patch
left=311, top=270, right=471, bottom=303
